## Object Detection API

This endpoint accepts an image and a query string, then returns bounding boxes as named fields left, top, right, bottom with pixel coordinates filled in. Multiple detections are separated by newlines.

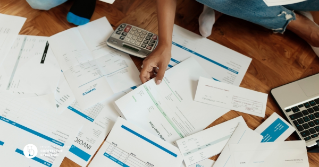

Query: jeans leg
left=196, top=0, right=296, bottom=33
left=26, top=0, right=68, bottom=10
left=284, top=0, right=319, bottom=11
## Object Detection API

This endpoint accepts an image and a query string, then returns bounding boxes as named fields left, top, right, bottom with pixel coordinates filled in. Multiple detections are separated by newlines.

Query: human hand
left=140, top=44, right=171, bottom=85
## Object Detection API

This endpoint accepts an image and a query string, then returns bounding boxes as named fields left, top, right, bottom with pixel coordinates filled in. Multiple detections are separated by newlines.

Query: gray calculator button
left=132, top=36, right=137, bottom=40
left=130, top=40, right=136, bottom=44
left=120, top=24, right=126, bottom=28
left=136, top=42, right=141, bottom=46
left=145, top=37, right=151, bottom=40
left=150, top=40, right=156, bottom=43
left=142, top=31, right=147, bottom=35
left=127, top=34, right=132, bottom=38
left=147, top=33, right=153, bottom=37
left=137, top=29, right=141, bottom=32
left=122, top=32, right=127, bottom=36
left=130, top=31, right=135, bottom=35
left=148, top=43, right=154, bottom=47
left=118, top=28, right=123, bottom=31
left=120, top=36, right=125, bottom=40
left=141, top=44, right=146, bottom=48
left=125, top=38, right=130, bottom=42
left=116, top=31, right=121, bottom=35
left=132, top=27, right=137, bottom=31
left=143, top=41, right=149, bottom=44
left=137, top=38, right=143, bottom=42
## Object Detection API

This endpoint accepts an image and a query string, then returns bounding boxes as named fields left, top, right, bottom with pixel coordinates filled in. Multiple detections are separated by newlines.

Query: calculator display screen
left=123, top=44, right=139, bottom=52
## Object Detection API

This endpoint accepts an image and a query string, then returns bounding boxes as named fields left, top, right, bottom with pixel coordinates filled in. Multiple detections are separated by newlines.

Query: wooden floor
left=1, top=0, right=319, bottom=166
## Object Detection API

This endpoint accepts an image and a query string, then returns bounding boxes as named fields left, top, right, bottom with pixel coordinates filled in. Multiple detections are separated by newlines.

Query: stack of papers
left=89, top=117, right=183, bottom=167
left=263, top=0, right=305, bottom=6
left=49, top=17, right=141, bottom=109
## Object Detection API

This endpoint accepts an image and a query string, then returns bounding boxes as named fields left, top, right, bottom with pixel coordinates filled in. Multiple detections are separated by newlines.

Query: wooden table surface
left=1, top=0, right=319, bottom=166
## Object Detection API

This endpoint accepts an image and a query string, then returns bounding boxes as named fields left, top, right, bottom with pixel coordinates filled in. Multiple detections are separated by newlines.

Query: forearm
left=156, top=0, right=177, bottom=48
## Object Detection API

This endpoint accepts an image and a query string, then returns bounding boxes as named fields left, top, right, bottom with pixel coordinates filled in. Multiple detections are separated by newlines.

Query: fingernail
left=156, top=80, right=162, bottom=85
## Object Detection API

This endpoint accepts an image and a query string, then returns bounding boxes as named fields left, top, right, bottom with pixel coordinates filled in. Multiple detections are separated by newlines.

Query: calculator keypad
left=114, top=24, right=157, bottom=51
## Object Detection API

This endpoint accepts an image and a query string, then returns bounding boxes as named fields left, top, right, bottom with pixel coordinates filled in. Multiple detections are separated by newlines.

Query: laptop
left=271, top=73, right=319, bottom=152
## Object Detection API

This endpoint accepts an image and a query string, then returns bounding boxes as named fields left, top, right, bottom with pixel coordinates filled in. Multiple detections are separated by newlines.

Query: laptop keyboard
left=285, top=98, right=319, bottom=141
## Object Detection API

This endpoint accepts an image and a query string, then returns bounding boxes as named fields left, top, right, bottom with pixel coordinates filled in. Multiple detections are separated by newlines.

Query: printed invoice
left=195, top=77, right=268, bottom=117
left=0, top=14, right=26, bottom=67
left=0, top=93, right=81, bottom=167
left=169, top=25, right=252, bottom=86
left=49, top=17, right=141, bottom=109
left=89, top=117, right=183, bottom=167
left=175, top=116, right=246, bottom=167
left=115, top=57, right=230, bottom=144
left=66, top=92, right=124, bottom=167
left=0, top=35, right=60, bottom=95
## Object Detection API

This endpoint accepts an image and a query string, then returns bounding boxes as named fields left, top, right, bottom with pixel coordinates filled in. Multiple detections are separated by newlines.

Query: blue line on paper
left=0, top=141, right=4, bottom=146
left=67, top=106, right=94, bottom=122
left=168, top=64, right=173, bottom=68
left=172, top=41, right=239, bottom=74
left=15, top=149, right=52, bottom=167
left=170, top=58, right=180, bottom=64
left=0, top=116, right=64, bottom=146
left=121, top=125, right=177, bottom=157
left=131, top=86, right=137, bottom=90
left=103, top=152, right=129, bottom=167
left=69, top=145, right=91, bottom=161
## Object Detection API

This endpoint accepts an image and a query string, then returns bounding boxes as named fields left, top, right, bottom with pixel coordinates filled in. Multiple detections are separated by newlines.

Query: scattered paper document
left=170, top=25, right=252, bottom=86
left=176, top=116, right=246, bottom=167
left=65, top=92, right=124, bottom=167
left=214, top=123, right=263, bottom=167
left=99, top=0, right=115, bottom=4
left=195, top=77, right=268, bottom=117
left=229, top=140, right=309, bottom=167
left=49, top=17, right=141, bottom=109
left=255, top=112, right=295, bottom=142
left=0, top=14, right=26, bottom=67
left=0, top=93, right=81, bottom=167
left=189, top=159, right=215, bottom=167
left=0, top=35, right=61, bottom=95
left=263, top=0, right=305, bottom=7
left=115, top=57, right=230, bottom=143
left=88, top=117, right=183, bottom=167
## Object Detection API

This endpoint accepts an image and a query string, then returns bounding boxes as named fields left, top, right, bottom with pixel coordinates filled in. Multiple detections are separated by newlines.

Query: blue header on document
left=15, top=149, right=53, bottom=167
left=121, top=125, right=178, bottom=157
left=67, top=106, right=94, bottom=122
left=172, top=41, right=239, bottom=74
left=0, top=116, right=64, bottom=146
left=69, top=145, right=91, bottom=161
left=261, top=118, right=289, bottom=142
left=104, top=152, right=129, bottom=167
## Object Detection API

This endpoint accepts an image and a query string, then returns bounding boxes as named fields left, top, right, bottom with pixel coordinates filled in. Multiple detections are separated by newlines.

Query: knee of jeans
left=272, top=11, right=296, bottom=33
left=203, top=0, right=231, bottom=9
left=26, top=0, right=67, bottom=10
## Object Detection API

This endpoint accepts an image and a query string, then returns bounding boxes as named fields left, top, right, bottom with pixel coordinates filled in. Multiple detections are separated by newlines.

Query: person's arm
left=139, top=0, right=177, bottom=84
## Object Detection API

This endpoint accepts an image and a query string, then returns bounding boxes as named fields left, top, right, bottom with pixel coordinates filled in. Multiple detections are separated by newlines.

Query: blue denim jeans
left=197, top=0, right=319, bottom=33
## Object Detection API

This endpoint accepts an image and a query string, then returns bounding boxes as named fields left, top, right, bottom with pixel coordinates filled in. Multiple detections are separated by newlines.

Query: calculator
left=107, top=23, right=158, bottom=58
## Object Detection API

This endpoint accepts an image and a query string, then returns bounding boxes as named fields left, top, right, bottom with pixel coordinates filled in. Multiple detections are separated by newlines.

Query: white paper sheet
left=115, top=57, right=230, bottom=144
left=195, top=77, right=268, bottom=117
left=0, top=14, right=26, bottom=67
left=263, top=0, right=305, bottom=7
left=214, top=123, right=263, bottom=167
left=170, top=25, right=252, bottom=86
left=0, top=35, right=61, bottom=96
left=0, top=93, right=81, bottom=167
left=66, top=92, right=124, bottom=167
left=89, top=117, right=183, bottom=167
left=99, top=0, right=115, bottom=4
left=188, top=159, right=215, bottom=167
left=229, top=140, right=309, bottom=167
left=54, top=72, right=76, bottom=113
left=175, top=116, right=246, bottom=167
left=255, top=112, right=295, bottom=142
left=49, top=17, right=141, bottom=109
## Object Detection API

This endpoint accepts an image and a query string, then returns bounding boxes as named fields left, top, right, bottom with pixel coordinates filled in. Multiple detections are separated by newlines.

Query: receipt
left=176, top=116, right=246, bottom=167
left=195, top=77, right=268, bottom=117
